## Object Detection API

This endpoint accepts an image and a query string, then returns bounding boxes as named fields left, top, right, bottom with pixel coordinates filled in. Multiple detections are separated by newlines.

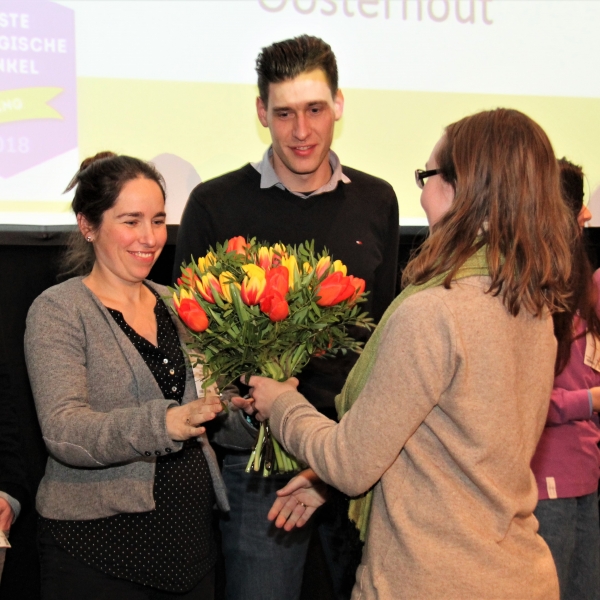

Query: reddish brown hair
left=403, top=108, right=574, bottom=317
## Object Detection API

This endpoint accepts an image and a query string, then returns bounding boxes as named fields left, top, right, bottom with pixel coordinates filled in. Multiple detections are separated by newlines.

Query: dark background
left=2, top=225, right=598, bottom=598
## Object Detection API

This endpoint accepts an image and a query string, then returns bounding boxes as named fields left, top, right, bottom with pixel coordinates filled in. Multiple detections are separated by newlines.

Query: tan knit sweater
left=271, top=277, right=559, bottom=600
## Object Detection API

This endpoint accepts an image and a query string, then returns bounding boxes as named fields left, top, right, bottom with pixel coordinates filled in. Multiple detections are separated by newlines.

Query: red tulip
left=240, top=266, right=267, bottom=306
left=265, top=266, right=289, bottom=297
left=268, top=296, right=290, bottom=321
left=260, top=290, right=289, bottom=322
left=226, top=236, right=248, bottom=255
left=173, top=290, right=209, bottom=332
left=315, top=271, right=356, bottom=307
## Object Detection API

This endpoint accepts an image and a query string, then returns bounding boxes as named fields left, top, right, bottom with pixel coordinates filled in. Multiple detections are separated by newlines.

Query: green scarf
left=335, top=245, right=491, bottom=541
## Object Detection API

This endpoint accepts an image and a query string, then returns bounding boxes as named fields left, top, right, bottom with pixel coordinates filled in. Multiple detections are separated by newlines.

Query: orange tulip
left=196, top=273, right=222, bottom=304
left=315, top=271, right=356, bottom=307
left=177, top=267, right=198, bottom=288
left=257, top=246, right=272, bottom=271
left=348, top=276, right=366, bottom=304
left=173, top=290, right=209, bottom=332
left=226, top=236, right=248, bottom=255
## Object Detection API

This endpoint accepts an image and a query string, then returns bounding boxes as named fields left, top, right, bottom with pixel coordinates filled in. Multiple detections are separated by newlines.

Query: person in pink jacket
left=531, top=158, right=600, bottom=600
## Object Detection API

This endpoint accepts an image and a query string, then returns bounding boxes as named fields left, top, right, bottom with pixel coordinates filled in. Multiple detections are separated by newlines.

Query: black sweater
left=173, top=164, right=399, bottom=417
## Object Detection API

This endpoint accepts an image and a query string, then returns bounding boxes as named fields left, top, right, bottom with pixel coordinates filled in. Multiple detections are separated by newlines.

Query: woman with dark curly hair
left=25, top=152, right=257, bottom=600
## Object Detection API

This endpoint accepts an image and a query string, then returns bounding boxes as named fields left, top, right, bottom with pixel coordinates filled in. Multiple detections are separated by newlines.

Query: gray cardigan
left=25, top=277, right=256, bottom=520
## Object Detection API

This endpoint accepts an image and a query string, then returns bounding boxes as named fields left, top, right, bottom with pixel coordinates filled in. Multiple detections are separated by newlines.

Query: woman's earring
left=86, top=236, right=93, bottom=242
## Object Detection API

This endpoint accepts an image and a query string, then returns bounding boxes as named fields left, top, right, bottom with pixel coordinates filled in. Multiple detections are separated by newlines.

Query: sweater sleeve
left=546, top=387, right=592, bottom=424
left=270, top=292, right=456, bottom=497
left=172, top=184, right=217, bottom=284
left=370, top=189, right=400, bottom=323
left=25, top=294, right=181, bottom=468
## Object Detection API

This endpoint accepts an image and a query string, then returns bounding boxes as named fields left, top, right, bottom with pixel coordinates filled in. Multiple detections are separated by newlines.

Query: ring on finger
left=296, top=499, right=307, bottom=509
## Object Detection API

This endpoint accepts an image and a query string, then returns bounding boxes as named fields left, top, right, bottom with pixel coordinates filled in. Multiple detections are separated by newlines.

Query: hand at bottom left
left=268, top=468, right=328, bottom=531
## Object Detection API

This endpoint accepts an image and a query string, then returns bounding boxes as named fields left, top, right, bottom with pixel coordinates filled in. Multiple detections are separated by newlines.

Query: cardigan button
left=155, top=450, right=161, bottom=456
left=165, top=448, right=172, bottom=453
left=144, top=451, right=151, bottom=457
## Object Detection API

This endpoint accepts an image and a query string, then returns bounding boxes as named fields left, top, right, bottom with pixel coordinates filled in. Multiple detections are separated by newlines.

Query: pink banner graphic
left=0, top=0, right=77, bottom=178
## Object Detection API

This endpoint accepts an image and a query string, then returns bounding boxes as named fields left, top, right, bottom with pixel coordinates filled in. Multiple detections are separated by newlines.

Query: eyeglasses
left=415, top=169, right=441, bottom=189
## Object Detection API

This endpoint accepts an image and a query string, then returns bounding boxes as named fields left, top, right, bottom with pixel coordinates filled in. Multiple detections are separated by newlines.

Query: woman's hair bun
left=64, top=151, right=118, bottom=192
left=79, top=151, right=117, bottom=171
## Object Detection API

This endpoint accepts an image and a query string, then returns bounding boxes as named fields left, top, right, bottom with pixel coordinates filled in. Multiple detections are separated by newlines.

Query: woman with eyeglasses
left=531, top=159, right=600, bottom=600
left=240, top=109, right=575, bottom=599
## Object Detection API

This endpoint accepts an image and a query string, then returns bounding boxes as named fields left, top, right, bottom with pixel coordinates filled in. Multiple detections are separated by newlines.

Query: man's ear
left=256, top=96, right=269, bottom=127
left=333, top=89, right=344, bottom=121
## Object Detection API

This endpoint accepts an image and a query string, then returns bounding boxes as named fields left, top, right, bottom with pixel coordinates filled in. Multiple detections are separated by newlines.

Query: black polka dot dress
left=41, top=289, right=217, bottom=592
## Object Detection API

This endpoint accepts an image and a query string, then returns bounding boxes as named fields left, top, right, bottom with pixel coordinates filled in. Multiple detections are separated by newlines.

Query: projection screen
left=1, top=0, right=599, bottom=227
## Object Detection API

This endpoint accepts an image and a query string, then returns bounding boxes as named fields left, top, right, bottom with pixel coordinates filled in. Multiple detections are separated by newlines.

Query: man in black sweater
left=173, top=35, right=399, bottom=600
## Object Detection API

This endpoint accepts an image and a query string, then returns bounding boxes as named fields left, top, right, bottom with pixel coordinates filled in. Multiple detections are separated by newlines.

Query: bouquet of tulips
left=170, top=236, right=373, bottom=476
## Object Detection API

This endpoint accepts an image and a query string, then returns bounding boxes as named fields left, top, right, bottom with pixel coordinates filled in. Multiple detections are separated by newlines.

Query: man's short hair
left=256, top=35, right=338, bottom=105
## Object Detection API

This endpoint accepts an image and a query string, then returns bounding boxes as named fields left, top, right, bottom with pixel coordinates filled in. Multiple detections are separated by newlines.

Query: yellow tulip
left=333, top=260, right=347, bottom=276
left=173, top=287, right=193, bottom=308
left=271, top=243, right=288, bottom=267
left=196, top=273, right=222, bottom=303
left=272, top=243, right=288, bottom=259
left=241, top=272, right=267, bottom=305
left=197, top=251, right=216, bottom=274
left=281, top=255, right=299, bottom=290
left=219, top=271, right=240, bottom=303
left=257, top=246, right=272, bottom=270
left=315, top=256, right=331, bottom=279
left=242, top=263, right=266, bottom=280
left=303, top=262, right=313, bottom=274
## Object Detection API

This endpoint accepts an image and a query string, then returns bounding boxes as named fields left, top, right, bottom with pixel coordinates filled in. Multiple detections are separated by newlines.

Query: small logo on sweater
left=545, top=477, right=557, bottom=499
